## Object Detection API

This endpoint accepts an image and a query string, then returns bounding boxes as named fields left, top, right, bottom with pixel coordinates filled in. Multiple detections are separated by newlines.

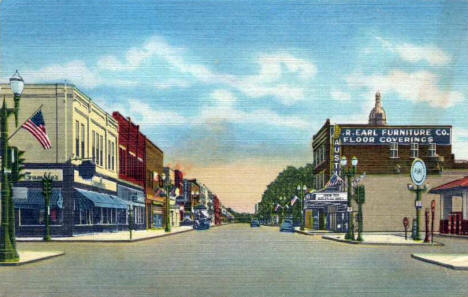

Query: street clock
left=410, top=158, right=427, bottom=186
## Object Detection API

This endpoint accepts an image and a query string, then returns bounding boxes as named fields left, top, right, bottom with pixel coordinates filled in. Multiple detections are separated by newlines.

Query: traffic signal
left=355, top=185, right=365, bottom=204
left=8, top=146, right=25, bottom=183
left=42, top=174, right=53, bottom=198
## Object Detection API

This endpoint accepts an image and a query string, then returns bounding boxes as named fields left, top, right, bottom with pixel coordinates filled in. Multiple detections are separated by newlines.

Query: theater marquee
left=339, top=127, right=451, bottom=145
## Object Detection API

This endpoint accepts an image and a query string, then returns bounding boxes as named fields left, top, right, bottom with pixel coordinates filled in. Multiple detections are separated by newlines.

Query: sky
left=1, top=0, right=468, bottom=212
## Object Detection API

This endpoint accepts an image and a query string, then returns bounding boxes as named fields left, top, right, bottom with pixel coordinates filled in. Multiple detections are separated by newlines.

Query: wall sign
left=339, top=127, right=451, bottom=145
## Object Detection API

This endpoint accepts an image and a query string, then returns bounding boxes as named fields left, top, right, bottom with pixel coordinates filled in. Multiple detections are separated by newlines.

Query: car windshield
left=284, top=220, right=292, bottom=224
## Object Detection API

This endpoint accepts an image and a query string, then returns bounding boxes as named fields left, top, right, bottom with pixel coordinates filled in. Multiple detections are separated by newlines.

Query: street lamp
left=341, top=155, right=358, bottom=240
left=161, top=172, right=171, bottom=232
left=0, top=71, right=24, bottom=262
left=297, top=184, right=307, bottom=231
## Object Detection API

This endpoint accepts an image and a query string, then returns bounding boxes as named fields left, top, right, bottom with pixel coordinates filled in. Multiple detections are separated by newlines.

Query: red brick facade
left=112, top=112, right=146, bottom=188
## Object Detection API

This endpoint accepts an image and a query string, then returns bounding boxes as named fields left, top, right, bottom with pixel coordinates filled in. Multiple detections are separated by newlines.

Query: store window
left=390, top=142, right=398, bottom=158
left=429, top=143, right=437, bottom=157
left=410, top=143, right=419, bottom=158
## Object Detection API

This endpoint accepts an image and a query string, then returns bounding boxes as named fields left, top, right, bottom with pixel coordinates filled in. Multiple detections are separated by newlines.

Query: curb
left=0, top=252, right=65, bottom=266
left=16, top=228, right=195, bottom=243
left=295, top=230, right=335, bottom=235
left=322, top=235, right=444, bottom=246
left=435, top=234, right=468, bottom=240
left=411, top=254, right=468, bottom=270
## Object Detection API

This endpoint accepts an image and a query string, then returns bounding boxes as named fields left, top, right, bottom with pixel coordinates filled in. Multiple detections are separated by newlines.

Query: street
left=0, top=225, right=466, bottom=297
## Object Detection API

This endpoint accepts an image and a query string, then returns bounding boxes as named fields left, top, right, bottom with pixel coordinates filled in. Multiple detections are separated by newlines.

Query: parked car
left=180, top=218, right=194, bottom=226
left=193, top=205, right=211, bottom=230
left=250, top=219, right=260, bottom=227
left=280, top=219, right=294, bottom=232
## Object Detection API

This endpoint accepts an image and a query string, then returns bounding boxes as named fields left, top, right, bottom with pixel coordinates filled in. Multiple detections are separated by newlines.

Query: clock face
left=410, top=159, right=427, bottom=186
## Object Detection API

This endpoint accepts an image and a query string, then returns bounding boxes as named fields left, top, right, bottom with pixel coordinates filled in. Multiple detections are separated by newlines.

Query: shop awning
left=14, top=189, right=63, bottom=209
left=75, top=188, right=128, bottom=209
left=429, top=176, right=468, bottom=194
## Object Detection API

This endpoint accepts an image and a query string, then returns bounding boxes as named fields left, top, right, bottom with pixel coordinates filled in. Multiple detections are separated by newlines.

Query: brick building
left=144, top=138, right=164, bottom=229
left=310, top=92, right=468, bottom=232
left=112, top=112, right=146, bottom=230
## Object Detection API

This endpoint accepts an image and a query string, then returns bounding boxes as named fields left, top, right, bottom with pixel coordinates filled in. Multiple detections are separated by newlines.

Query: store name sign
left=314, top=192, right=347, bottom=201
left=24, top=169, right=63, bottom=181
left=339, top=127, right=451, bottom=145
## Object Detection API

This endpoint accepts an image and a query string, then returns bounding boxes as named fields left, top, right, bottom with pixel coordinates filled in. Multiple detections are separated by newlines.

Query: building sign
left=339, top=127, right=451, bottom=145
left=307, top=192, right=347, bottom=201
left=183, top=179, right=190, bottom=203
left=24, top=169, right=63, bottom=181
left=330, top=125, right=341, bottom=176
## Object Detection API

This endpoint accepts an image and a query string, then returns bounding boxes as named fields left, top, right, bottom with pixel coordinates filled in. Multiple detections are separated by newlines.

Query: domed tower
left=368, top=91, right=387, bottom=126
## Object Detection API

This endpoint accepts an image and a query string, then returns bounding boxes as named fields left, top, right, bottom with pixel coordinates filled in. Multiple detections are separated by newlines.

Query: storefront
left=430, top=177, right=468, bottom=235
left=14, top=188, right=64, bottom=227
left=304, top=190, right=348, bottom=232
left=117, top=184, right=146, bottom=230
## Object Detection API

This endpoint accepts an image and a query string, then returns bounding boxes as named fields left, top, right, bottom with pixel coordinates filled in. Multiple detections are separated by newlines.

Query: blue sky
left=1, top=0, right=468, bottom=211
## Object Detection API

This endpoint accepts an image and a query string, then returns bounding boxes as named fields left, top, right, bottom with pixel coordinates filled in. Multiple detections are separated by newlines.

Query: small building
left=144, top=138, right=164, bottom=229
left=429, top=177, right=468, bottom=235
left=311, top=92, right=468, bottom=232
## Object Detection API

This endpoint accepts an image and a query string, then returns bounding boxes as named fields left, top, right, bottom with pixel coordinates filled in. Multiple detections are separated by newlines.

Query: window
left=107, top=140, right=111, bottom=170
left=429, top=143, right=437, bottom=157
left=390, top=142, right=398, bottom=158
left=92, top=132, right=96, bottom=162
left=99, top=135, right=104, bottom=166
left=75, top=121, right=80, bottom=157
left=111, top=142, right=115, bottom=171
left=80, top=124, right=85, bottom=158
left=119, top=148, right=125, bottom=175
left=410, top=143, right=419, bottom=158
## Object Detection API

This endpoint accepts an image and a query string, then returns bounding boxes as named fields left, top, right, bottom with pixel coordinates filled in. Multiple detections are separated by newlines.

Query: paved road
left=1, top=224, right=467, bottom=297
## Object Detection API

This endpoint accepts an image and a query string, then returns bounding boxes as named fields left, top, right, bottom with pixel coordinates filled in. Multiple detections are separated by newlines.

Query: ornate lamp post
left=341, top=156, right=358, bottom=240
left=296, top=184, right=307, bottom=231
left=161, top=172, right=171, bottom=232
left=0, top=71, right=24, bottom=262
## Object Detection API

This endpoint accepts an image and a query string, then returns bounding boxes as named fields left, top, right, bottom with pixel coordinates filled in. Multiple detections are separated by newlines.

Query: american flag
left=324, top=173, right=344, bottom=188
left=22, top=110, right=51, bottom=149
left=291, top=196, right=299, bottom=206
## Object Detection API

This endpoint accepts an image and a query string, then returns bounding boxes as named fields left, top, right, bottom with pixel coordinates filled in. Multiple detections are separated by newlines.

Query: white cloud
left=376, top=36, right=451, bottom=66
left=346, top=70, right=464, bottom=108
left=154, top=78, right=191, bottom=90
left=23, top=60, right=102, bottom=88
left=330, top=90, right=351, bottom=101
left=96, top=36, right=317, bottom=105
left=127, top=98, right=188, bottom=126
left=199, top=90, right=310, bottom=129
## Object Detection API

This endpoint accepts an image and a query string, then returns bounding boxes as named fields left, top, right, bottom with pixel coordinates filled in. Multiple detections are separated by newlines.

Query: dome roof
left=368, top=91, right=387, bottom=126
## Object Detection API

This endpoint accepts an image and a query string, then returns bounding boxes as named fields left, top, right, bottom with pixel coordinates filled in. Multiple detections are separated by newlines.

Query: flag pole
left=8, top=104, right=43, bottom=141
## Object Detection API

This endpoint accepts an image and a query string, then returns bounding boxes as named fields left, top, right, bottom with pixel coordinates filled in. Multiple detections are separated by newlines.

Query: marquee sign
left=339, top=127, right=451, bottom=145
left=307, top=192, right=347, bottom=202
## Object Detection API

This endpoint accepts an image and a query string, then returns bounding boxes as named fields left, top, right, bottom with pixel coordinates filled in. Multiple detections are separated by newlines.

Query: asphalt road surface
left=1, top=224, right=467, bottom=297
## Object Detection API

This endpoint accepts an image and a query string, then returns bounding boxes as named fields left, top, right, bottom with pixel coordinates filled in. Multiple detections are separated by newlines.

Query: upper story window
left=428, top=143, right=437, bottom=157
left=389, top=142, right=398, bottom=159
left=80, top=124, right=85, bottom=158
left=92, top=131, right=96, bottom=163
left=75, top=121, right=80, bottom=157
left=410, top=143, right=419, bottom=158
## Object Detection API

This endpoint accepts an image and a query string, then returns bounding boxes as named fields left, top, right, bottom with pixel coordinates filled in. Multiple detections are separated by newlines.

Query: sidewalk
left=412, top=254, right=468, bottom=270
left=16, top=226, right=194, bottom=243
left=0, top=250, right=65, bottom=266
left=323, top=233, right=443, bottom=246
